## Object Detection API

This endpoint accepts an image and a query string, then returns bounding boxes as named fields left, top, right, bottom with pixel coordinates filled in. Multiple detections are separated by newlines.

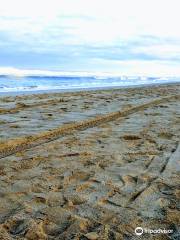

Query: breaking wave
left=0, top=75, right=179, bottom=93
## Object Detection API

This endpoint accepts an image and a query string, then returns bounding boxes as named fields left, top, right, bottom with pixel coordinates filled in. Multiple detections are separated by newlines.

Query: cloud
left=132, top=44, right=180, bottom=60
left=0, top=0, right=180, bottom=75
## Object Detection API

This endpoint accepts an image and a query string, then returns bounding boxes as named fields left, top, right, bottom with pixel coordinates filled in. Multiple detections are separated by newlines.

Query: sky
left=0, top=0, right=180, bottom=76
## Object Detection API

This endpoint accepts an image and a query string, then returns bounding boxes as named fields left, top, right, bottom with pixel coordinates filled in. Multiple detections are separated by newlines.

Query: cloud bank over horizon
left=0, top=0, right=180, bottom=76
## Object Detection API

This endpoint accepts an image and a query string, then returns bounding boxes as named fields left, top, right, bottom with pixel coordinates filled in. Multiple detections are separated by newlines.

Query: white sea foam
left=0, top=72, right=179, bottom=93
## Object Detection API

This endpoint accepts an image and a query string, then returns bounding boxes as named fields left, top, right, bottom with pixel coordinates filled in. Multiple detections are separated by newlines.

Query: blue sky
left=0, top=0, right=180, bottom=76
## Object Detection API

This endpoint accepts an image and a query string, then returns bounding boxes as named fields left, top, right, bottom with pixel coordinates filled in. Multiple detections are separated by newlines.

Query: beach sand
left=0, top=83, right=180, bottom=239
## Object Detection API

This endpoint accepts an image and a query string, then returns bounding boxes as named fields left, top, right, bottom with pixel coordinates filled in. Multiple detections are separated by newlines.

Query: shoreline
left=0, top=81, right=180, bottom=96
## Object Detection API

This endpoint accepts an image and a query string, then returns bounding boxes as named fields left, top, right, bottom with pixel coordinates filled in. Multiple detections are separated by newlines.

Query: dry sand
left=0, top=84, right=179, bottom=239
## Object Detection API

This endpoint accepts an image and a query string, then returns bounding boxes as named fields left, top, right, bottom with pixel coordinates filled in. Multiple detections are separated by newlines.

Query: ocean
left=0, top=75, right=179, bottom=93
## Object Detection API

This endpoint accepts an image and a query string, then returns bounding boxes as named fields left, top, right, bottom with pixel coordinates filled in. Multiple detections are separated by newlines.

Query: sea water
left=0, top=75, right=179, bottom=93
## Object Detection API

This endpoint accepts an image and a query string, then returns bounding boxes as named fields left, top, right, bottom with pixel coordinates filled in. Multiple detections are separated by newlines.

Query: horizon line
left=0, top=67, right=179, bottom=78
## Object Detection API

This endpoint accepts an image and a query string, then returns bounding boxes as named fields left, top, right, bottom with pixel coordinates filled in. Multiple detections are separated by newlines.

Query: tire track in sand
left=0, top=95, right=179, bottom=159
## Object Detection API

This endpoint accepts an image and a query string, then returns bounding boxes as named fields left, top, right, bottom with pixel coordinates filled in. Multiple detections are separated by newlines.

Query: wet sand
left=0, top=84, right=180, bottom=239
